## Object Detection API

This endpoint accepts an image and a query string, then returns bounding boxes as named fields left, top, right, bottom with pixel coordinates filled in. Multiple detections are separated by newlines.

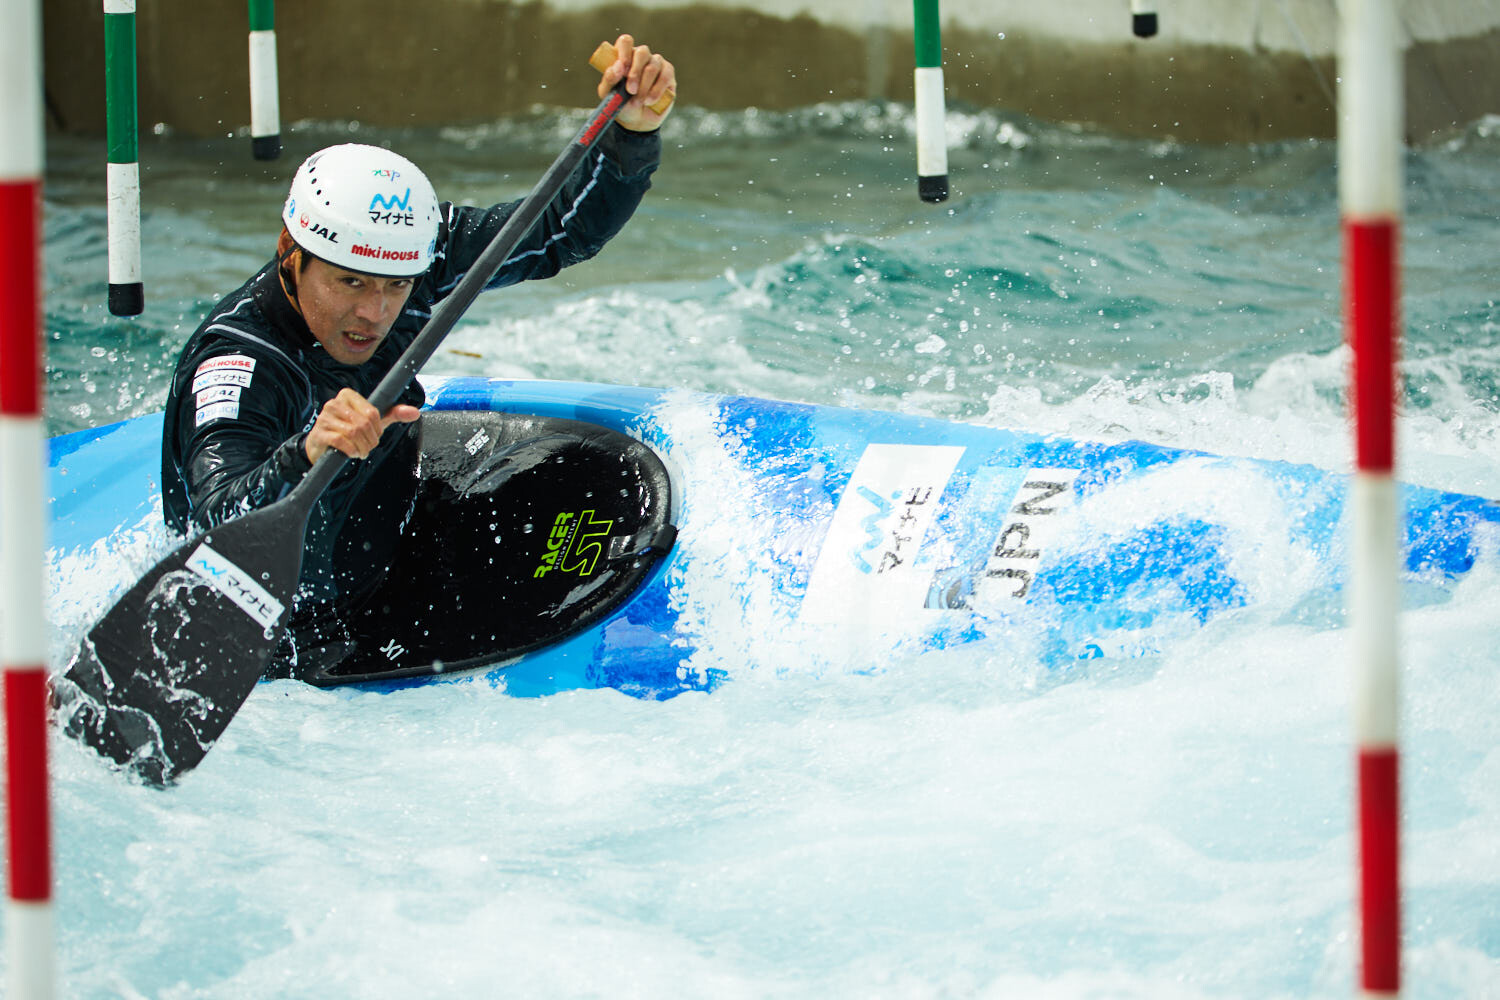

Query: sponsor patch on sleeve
left=196, top=401, right=242, bottom=427
left=192, top=367, right=254, bottom=393
left=195, top=355, right=256, bottom=376
left=192, top=355, right=255, bottom=426
left=195, top=384, right=243, bottom=408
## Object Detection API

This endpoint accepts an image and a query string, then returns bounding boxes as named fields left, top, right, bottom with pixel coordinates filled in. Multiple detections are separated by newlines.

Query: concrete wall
left=42, top=0, right=1500, bottom=144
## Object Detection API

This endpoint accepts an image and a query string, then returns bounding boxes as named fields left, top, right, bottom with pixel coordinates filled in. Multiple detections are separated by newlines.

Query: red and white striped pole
left=1, top=0, right=56, bottom=997
left=1340, top=0, right=1403, bottom=996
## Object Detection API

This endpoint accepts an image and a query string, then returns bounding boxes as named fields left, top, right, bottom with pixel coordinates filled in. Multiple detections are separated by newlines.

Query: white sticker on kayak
left=186, top=542, right=285, bottom=629
left=801, top=443, right=964, bottom=623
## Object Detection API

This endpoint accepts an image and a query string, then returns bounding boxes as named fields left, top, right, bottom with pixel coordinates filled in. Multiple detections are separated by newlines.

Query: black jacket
left=162, top=124, right=660, bottom=613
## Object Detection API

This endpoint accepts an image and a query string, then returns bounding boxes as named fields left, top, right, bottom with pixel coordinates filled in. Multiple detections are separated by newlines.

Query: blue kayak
left=48, top=376, right=1500, bottom=698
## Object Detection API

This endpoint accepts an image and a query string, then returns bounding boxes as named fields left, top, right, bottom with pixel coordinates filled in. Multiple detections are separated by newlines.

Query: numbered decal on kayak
left=533, top=509, right=616, bottom=579
left=801, top=444, right=965, bottom=622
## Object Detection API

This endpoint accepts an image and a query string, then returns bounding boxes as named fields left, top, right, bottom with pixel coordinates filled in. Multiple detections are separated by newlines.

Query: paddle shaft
left=294, top=83, right=632, bottom=504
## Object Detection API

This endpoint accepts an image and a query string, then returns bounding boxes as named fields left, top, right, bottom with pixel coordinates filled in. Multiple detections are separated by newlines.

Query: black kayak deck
left=303, top=410, right=675, bottom=687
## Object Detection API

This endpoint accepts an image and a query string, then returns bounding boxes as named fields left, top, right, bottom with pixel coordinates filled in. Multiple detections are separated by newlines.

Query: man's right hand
left=304, top=387, right=421, bottom=463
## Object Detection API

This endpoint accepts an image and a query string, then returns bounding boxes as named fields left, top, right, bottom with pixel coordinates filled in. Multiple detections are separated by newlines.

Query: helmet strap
left=275, top=227, right=306, bottom=317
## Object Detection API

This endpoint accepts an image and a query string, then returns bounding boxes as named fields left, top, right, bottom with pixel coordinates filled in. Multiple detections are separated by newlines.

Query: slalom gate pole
left=1340, top=0, right=1403, bottom=996
left=1, top=0, right=56, bottom=996
left=912, top=0, right=948, bottom=202
left=104, top=0, right=143, bottom=316
left=248, top=0, right=281, bottom=159
left=1131, top=0, right=1158, bottom=38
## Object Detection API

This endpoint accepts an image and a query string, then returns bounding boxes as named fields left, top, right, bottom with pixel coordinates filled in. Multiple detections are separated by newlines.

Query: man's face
left=297, top=256, right=415, bottom=365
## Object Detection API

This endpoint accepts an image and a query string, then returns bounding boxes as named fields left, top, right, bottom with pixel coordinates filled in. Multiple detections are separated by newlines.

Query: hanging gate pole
left=104, top=0, right=143, bottom=315
left=1, top=0, right=56, bottom=996
left=912, top=0, right=948, bottom=202
left=248, top=0, right=281, bottom=159
left=1131, top=0, right=1159, bottom=38
left=1340, top=0, right=1404, bottom=996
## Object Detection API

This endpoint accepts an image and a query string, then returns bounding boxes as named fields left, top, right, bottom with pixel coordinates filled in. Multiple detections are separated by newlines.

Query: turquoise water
left=23, top=104, right=1500, bottom=996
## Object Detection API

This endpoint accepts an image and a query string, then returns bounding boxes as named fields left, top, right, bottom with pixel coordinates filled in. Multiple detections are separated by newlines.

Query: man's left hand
left=597, top=33, right=676, bottom=132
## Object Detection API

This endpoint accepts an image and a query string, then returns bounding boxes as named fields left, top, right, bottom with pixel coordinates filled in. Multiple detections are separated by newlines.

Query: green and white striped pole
left=104, top=0, right=142, bottom=316
left=913, top=0, right=948, bottom=202
left=248, top=0, right=281, bottom=159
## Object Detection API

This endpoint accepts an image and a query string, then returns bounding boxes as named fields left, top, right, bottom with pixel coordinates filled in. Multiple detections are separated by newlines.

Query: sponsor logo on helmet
left=351, top=243, right=422, bottom=263
left=372, top=168, right=401, bottom=181
left=297, top=212, right=339, bottom=244
left=369, top=188, right=412, bottom=212
left=369, top=188, right=416, bottom=226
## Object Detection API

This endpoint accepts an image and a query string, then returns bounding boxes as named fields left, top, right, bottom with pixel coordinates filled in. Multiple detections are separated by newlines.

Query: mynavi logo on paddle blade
left=185, top=542, right=285, bottom=629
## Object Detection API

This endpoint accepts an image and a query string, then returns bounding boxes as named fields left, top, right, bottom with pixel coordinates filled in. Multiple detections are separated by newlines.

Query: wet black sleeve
left=171, top=348, right=313, bottom=533
left=429, top=123, right=660, bottom=296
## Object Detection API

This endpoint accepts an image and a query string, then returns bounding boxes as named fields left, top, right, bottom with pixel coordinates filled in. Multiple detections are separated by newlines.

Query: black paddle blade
left=53, top=502, right=309, bottom=786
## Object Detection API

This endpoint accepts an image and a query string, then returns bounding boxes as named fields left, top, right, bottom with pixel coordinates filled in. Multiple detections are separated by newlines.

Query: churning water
left=18, top=102, right=1500, bottom=996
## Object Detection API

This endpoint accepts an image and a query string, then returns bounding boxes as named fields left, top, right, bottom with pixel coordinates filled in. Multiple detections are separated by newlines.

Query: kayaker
left=159, top=34, right=674, bottom=677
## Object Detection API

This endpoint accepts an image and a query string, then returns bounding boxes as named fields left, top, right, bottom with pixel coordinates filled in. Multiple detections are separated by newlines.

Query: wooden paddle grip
left=590, top=40, right=675, bottom=116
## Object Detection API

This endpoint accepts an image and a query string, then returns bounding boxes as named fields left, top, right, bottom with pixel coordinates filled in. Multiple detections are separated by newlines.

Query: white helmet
left=282, top=143, right=440, bottom=277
